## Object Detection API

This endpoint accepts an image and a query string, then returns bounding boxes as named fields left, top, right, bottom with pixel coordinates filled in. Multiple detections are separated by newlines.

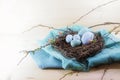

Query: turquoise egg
left=65, top=34, right=73, bottom=43
left=70, top=39, right=81, bottom=47
left=81, top=31, right=94, bottom=45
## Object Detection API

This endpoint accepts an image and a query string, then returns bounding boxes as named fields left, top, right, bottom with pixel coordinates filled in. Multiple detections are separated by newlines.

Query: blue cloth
left=30, top=25, right=120, bottom=71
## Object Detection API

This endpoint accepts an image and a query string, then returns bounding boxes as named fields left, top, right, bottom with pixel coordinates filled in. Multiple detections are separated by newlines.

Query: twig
left=115, top=29, right=120, bottom=34
left=102, top=25, right=120, bottom=44
left=17, top=51, right=29, bottom=65
left=89, top=22, right=120, bottom=28
left=23, top=24, right=66, bottom=33
left=23, top=0, right=119, bottom=33
left=109, top=25, right=120, bottom=33
left=17, top=43, right=51, bottom=66
left=39, top=43, right=51, bottom=49
left=72, top=0, right=119, bottom=25
left=101, top=67, right=109, bottom=80
left=59, top=71, right=78, bottom=80
left=89, top=24, right=120, bottom=40
left=103, top=25, right=120, bottom=37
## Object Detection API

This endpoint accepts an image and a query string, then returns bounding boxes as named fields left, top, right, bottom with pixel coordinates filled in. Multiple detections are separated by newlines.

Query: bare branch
left=72, top=0, right=119, bottom=25
left=109, top=25, right=120, bottom=33
left=59, top=71, right=78, bottom=80
left=89, top=22, right=120, bottom=28
left=17, top=51, right=29, bottom=66
left=101, top=25, right=120, bottom=43
left=115, top=29, right=120, bottom=34
left=22, top=0, right=119, bottom=33
left=39, top=43, right=51, bottom=49
left=23, top=24, right=66, bottom=33
left=101, top=68, right=108, bottom=80
left=17, top=43, right=51, bottom=66
left=89, top=23, right=120, bottom=43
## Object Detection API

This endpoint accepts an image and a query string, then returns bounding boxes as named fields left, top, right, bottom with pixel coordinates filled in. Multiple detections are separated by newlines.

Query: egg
left=65, top=34, right=73, bottom=43
left=73, top=34, right=81, bottom=40
left=81, top=31, right=94, bottom=45
left=70, top=39, right=81, bottom=47
left=78, top=28, right=89, bottom=36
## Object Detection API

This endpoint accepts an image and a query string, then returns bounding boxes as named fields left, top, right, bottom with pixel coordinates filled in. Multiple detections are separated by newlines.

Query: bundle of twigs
left=53, top=32, right=104, bottom=62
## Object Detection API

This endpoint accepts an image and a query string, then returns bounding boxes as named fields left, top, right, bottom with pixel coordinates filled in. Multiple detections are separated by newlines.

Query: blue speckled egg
left=78, top=28, right=89, bottom=36
left=81, top=31, right=94, bottom=45
left=70, top=39, right=81, bottom=47
left=65, top=34, right=73, bottom=43
left=73, top=34, right=81, bottom=40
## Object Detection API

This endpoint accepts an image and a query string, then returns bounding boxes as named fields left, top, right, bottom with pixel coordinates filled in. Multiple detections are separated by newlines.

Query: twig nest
left=81, top=31, right=95, bottom=45
left=53, top=31, right=104, bottom=62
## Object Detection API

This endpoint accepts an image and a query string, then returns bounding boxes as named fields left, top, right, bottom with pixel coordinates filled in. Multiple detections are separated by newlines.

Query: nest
left=53, top=32, right=104, bottom=62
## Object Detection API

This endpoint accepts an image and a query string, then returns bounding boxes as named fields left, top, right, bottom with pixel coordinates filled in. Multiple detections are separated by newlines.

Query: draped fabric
left=30, top=25, right=120, bottom=71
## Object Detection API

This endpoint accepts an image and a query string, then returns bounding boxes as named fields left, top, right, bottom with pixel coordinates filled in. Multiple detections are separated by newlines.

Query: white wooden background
left=0, top=0, right=120, bottom=80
